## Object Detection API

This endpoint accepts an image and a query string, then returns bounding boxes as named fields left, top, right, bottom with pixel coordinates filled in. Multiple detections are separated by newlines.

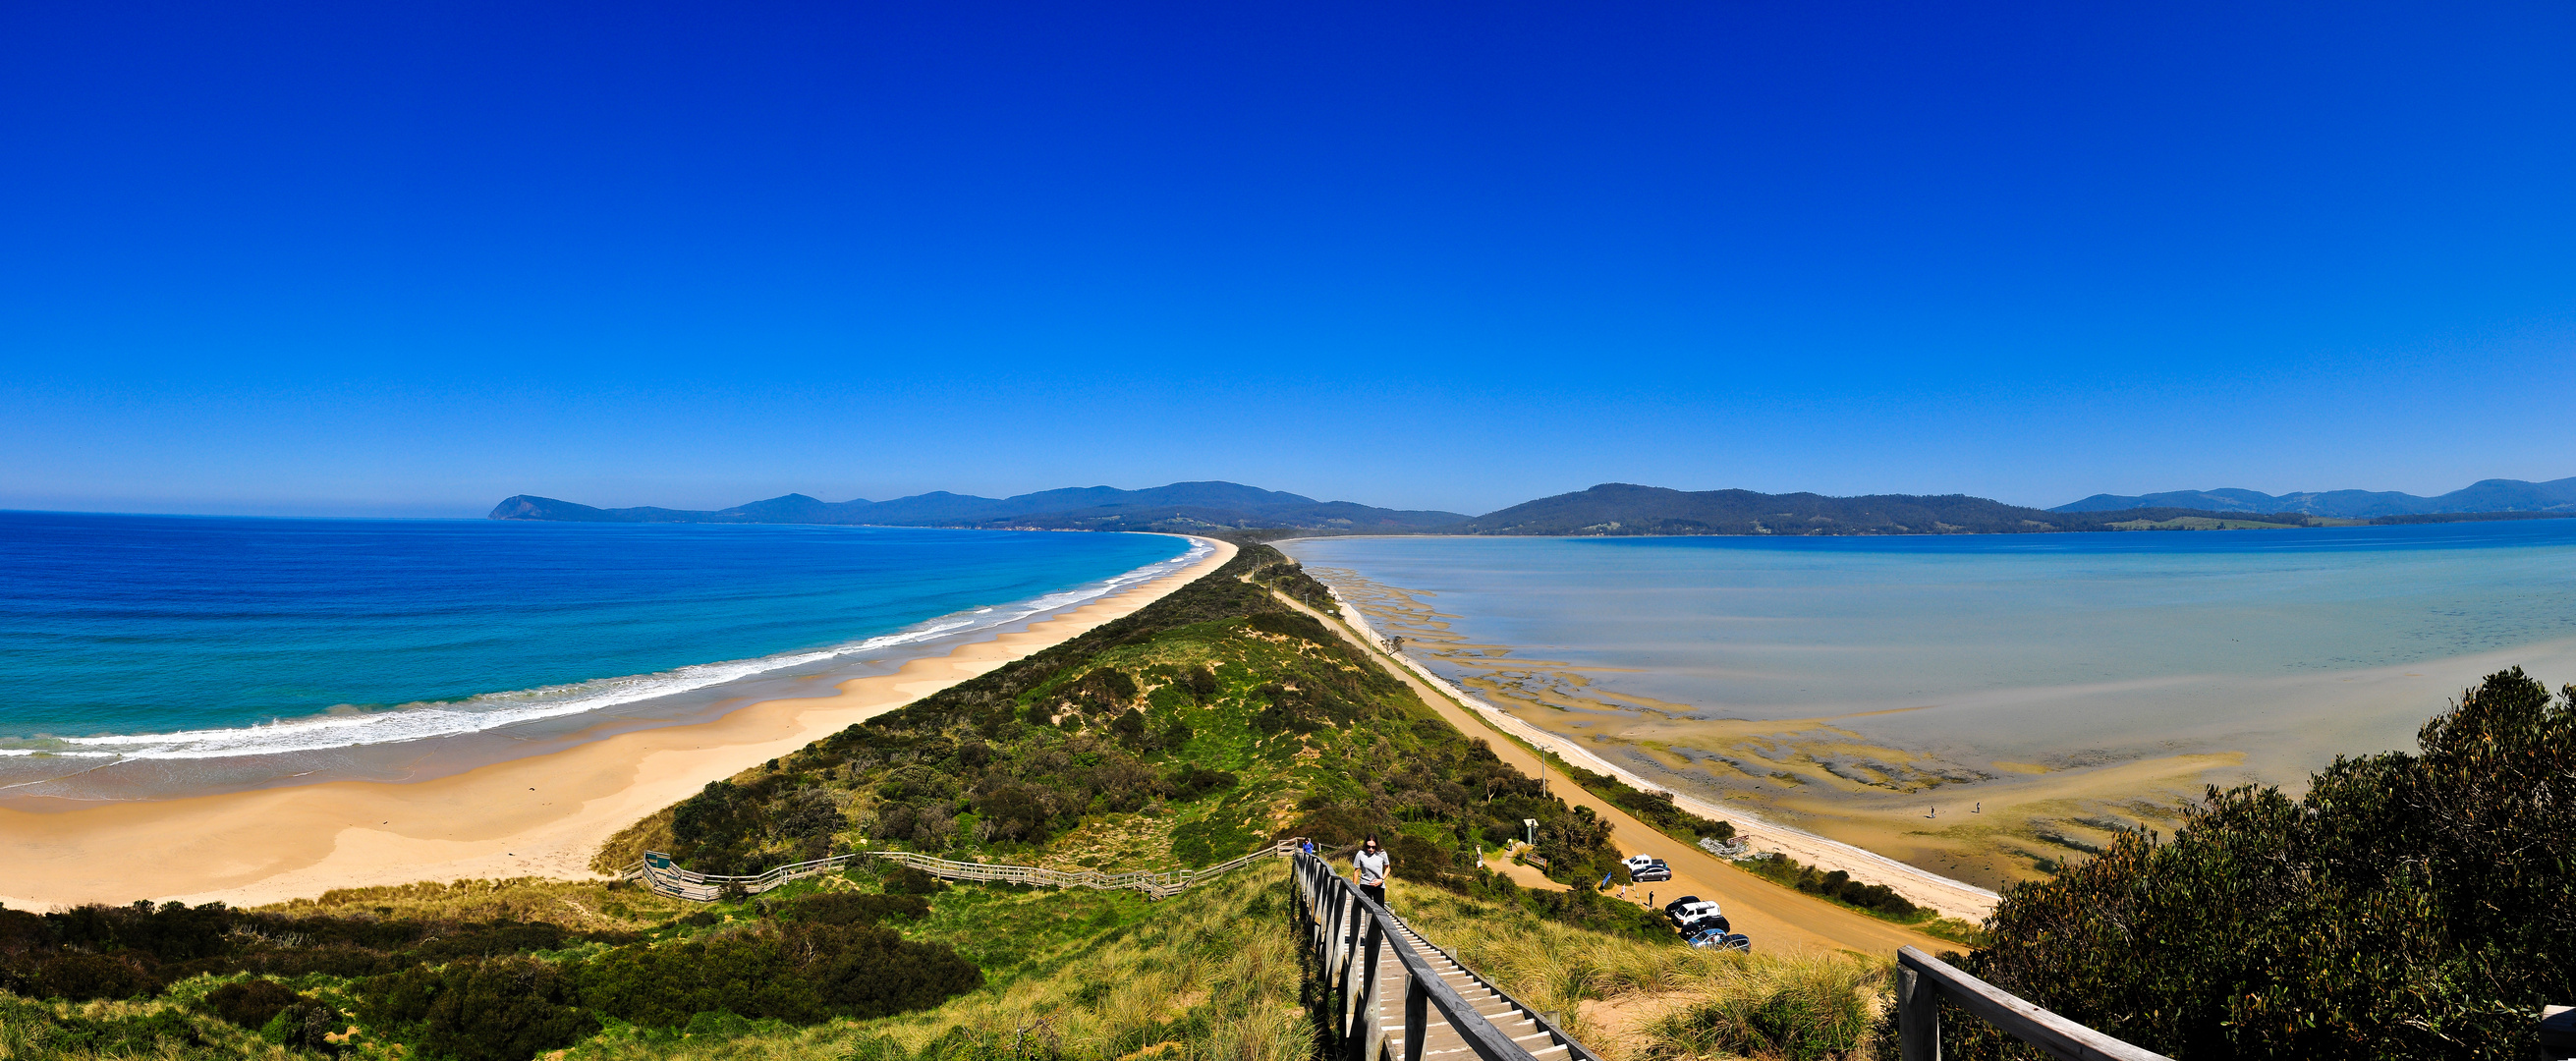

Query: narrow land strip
left=1260, top=584, right=1955, bottom=956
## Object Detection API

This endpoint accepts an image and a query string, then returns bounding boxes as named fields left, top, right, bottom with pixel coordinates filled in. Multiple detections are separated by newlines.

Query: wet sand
left=0, top=537, right=1235, bottom=910
left=1308, top=565, right=2576, bottom=897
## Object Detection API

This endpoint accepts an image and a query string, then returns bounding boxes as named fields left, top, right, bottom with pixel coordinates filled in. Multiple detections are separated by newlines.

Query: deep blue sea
left=0, top=513, right=1194, bottom=764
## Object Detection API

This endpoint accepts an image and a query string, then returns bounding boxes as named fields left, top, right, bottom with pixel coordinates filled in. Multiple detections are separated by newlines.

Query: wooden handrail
left=1292, top=851, right=1597, bottom=1061
left=624, top=839, right=1308, bottom=902
left=1896, top=946, right=2169, bottom=1061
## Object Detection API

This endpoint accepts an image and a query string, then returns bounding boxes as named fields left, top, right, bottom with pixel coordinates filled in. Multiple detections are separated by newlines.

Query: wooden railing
left=1896, top=946, right=2169, bottom=1061
left=1294, top=851, right=1596, bottom=1061
left=622, top=839, right=1306, bottom=902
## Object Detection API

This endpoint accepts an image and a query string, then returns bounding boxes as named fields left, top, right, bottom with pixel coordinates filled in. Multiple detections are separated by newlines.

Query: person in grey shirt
left=1352, top=835, right=1390, bottom=905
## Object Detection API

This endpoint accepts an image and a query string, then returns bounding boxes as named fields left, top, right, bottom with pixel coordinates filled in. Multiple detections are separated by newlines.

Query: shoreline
left=0, top=535, right=1236, bottom=910
left=1316, top=584, right=2002, bottom=921
left=0, top=535, right=1210, bottom=808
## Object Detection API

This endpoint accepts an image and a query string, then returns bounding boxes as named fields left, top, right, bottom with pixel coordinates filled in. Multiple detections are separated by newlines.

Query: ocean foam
left=0, top=538, right=1210, bottom=762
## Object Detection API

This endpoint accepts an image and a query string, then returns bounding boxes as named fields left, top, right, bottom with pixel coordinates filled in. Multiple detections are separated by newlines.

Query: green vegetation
left=1953, top=667, right=2576, bottom=1060
left=1548, top=760, right=1736, bottom=847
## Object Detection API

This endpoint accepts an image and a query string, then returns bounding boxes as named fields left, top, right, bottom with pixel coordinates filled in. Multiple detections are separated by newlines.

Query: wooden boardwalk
left=1297, top=854, right=1594, bottom=1061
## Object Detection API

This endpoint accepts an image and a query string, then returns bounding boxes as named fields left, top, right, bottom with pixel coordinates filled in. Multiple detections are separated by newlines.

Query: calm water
left=1284, top=521, right=2576, bottom=773
left=0, top=513, right=1193, bottom=762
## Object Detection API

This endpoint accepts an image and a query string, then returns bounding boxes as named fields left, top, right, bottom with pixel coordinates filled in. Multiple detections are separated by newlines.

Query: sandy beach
left=0, top=536, right=1235, bottom=911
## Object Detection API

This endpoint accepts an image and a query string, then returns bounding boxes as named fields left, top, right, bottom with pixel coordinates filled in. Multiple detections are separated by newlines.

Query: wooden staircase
left=1297, top=852, right=1595, bottom=1061
left=1372, top=916, right=1575, bottom=1061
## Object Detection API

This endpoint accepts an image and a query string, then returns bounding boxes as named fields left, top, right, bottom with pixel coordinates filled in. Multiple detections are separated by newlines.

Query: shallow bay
left=1283, top=522, right=2576, bottom=889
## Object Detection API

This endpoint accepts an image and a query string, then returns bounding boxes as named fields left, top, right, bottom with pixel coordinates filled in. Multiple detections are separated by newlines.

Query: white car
left=1665, top=899, right=1721, bottom=927
left=1622, top=854, right=1672, bottom=881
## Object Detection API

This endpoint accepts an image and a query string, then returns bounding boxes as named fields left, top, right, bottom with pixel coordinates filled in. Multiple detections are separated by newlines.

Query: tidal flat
left=1283, top=523, right=2576, bottom=891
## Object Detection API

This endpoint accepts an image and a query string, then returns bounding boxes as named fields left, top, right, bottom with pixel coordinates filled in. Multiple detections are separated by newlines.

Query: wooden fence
left=622, top=839, right=1308, bottom=902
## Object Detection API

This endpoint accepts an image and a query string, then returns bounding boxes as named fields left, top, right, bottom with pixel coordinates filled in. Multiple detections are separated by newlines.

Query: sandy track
left=1261, top=586, right=1960, bottom=957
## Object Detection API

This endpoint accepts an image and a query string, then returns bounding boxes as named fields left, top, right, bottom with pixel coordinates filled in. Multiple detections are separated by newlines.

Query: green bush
left=573, top=921, right=980, bottom=1028
left=30, top=951, right=157, bottom=1001
left=1960, top=668, right=2576, bottom=1060
left=790, top=892, right=929, bottom=926
left=204, top=977, right=305, bottom=1029
left=360, top=956, right=596, bottom=1061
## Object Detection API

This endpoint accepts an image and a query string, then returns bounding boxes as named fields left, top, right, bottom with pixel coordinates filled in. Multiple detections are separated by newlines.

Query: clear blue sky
left=5, top=2, right=2572, bottom=518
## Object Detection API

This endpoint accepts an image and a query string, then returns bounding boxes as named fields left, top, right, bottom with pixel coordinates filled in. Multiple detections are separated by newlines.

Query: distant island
left=494, top=477, right=2575, bottom=537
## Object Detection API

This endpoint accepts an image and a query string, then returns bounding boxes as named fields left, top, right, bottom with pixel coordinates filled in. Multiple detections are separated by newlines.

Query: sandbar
left=0, top=536, right=1236, bottom=910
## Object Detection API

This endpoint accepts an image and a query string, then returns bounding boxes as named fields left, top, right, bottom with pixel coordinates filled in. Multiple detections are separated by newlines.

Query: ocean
left=1282, top=521, right=2576, bottom=886
left=0, top=512, right=1195, bottom=796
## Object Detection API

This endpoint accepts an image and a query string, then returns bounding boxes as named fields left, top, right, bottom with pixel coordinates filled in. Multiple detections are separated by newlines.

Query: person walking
left=1352, top=836, right=1390, bottom=906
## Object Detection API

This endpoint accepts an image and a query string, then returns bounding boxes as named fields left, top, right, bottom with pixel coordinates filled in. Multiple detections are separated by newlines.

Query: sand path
left=1262, top=586, right=1955, bottom=957
left=0, top=537, right=1236, bottom=911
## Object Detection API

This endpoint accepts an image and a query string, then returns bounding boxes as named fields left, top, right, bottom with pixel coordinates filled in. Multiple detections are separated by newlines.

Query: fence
left=622, top=839, right=1306, bottom=902
left=1895, top=946, right=2169, bottom=1061
left=1293, top=851, right=1594, bottom=1061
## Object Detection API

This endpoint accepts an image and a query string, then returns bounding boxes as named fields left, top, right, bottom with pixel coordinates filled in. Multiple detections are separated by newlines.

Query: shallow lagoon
left=1284, top=521, right=2576, bottom=887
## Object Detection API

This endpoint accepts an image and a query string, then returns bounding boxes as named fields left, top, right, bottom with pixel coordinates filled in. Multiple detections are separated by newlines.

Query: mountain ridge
left=489, top=481, right=1468, bottom=532
left=492, top=476, right=2576, bottom=536
left=2051, top=476, right=2576, bottom=517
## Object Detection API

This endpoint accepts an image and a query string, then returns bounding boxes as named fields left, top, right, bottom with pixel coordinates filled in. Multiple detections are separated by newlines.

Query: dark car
left=1685, top=926, right=1752, bottom=952
left=1630, top=861, right=1672, bottom=882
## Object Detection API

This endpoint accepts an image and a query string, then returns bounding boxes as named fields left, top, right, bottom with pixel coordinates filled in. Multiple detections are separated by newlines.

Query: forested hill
left=1443, top=482, right=2324, bottom=536
left=488, top=481, right=1466, bottom=533
left=2052, top=475, right=2576, bottom=518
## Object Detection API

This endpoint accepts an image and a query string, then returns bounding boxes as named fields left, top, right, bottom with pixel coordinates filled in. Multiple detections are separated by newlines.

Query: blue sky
left=5, top=2, right=2572, bottom=518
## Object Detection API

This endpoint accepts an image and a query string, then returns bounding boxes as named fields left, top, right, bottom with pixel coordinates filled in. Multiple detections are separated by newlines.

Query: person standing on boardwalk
left=1352, top=836, right=1390, bottom=906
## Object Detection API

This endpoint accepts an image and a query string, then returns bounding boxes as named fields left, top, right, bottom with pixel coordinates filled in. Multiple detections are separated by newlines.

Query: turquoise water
left=1284, top=521, right=2576, bottom=775
left=0, top=513, right=1194, bottom=763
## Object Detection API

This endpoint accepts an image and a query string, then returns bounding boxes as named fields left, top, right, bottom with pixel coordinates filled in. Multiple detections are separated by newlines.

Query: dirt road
left=1267, top=588, right=1953, bottom=958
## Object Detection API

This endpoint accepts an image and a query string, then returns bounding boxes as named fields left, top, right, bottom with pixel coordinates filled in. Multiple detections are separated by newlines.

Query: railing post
left=1351, top=912, right=1381, bottom=1048
left=1897, top=963, right=1938, bottom=1061
left=1404, top=973, right=1427, bottom=1061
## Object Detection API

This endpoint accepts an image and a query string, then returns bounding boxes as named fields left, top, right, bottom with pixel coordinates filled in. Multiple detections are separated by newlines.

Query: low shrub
left=359, top=956, right=597, bottom=1061
left=204, top=977, right=304, bottom=1029
left=792, top=892, right=930, bottom=926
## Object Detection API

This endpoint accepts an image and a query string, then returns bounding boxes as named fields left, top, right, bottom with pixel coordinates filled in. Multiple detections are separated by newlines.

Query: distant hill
left=1438, top=483, right=2324, bottom=536
left=488, top=481, right=1467, bottom=533
left=2052, top=477, right=2576, bottom=518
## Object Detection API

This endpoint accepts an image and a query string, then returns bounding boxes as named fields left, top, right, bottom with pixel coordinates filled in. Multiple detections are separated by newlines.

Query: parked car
left=1627, top=858, right=1672, bottom=882
left=1665, top=899, right=1722, bottom=927
left=1685, top=926, right=1753, bottom=952
left=1662, top=896, right=1703, bottom=921
left=1677, top=913, right=1731, bottom=936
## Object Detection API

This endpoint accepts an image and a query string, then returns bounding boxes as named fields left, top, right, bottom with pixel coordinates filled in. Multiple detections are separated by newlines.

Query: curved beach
left=0, top=536, right=1235, bottom=910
